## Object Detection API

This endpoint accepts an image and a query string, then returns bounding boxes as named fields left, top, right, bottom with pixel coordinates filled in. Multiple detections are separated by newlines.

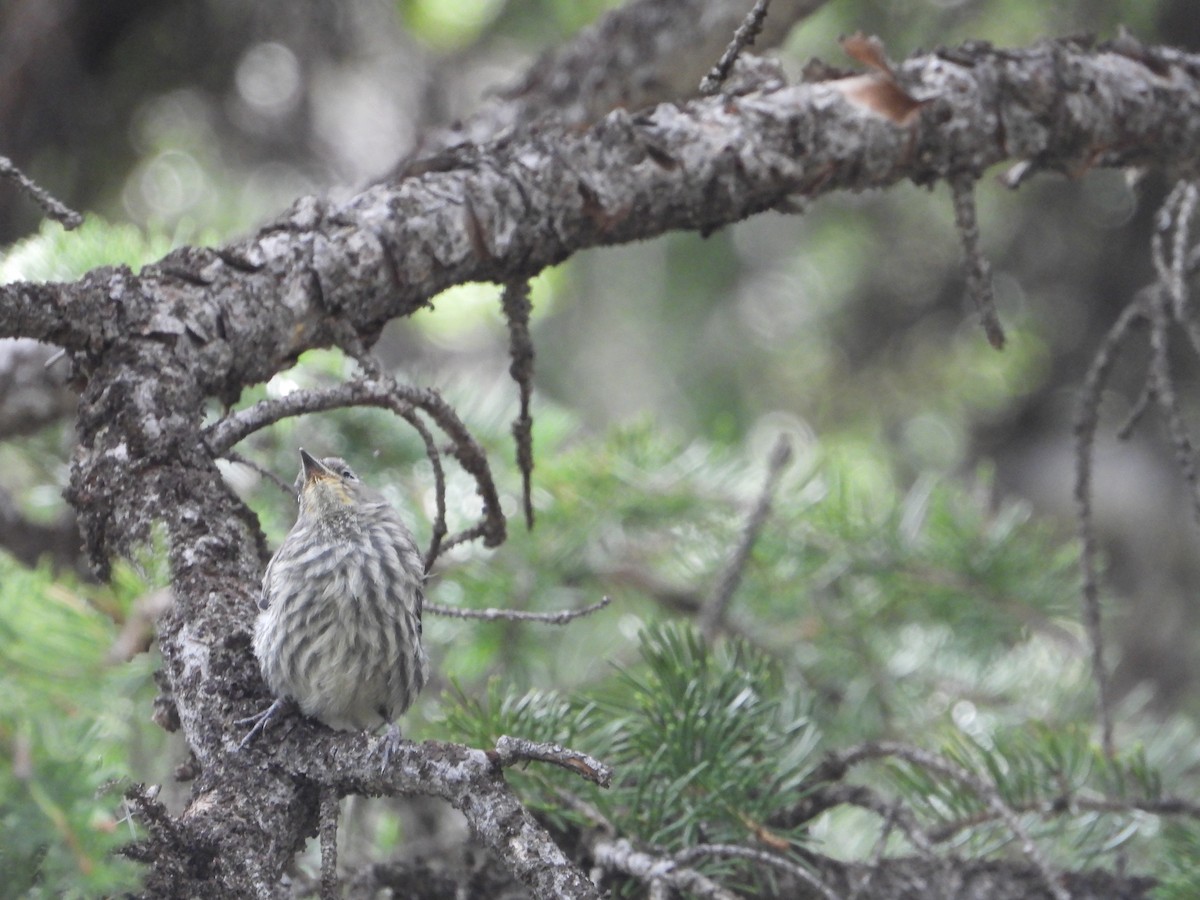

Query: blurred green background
left=2, top=0, right=1200, bottom=894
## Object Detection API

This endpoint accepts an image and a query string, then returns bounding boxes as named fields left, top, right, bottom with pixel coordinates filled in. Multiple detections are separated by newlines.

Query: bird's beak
left=299, top=448, right=333, bottom=484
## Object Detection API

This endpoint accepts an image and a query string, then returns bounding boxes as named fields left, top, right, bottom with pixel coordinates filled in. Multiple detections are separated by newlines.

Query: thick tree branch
left=10, top=38, right=1200, bottom=374
left=277, top=736, right=605, bottom=900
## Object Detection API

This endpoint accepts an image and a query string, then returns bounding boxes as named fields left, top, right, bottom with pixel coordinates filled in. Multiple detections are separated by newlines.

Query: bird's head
left=295, top=448, right=365, bottom=520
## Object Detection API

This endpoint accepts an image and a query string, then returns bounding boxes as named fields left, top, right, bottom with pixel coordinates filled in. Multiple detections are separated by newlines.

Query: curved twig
left=491, top=735, right=613, bottom=787
left=204, top=378, right=505, bottom=553
left=1073, top=301, right=1146, bottom=758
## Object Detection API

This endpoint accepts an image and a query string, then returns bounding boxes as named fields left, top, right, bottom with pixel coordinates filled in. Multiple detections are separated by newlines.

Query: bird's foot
left=378, top=723, right=410, bottom=773
left=235, top=697, right=292, bottom=750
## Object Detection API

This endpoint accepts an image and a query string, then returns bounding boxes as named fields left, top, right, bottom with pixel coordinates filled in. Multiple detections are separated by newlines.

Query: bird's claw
left=236, top=697, right=291, bottom=750
left=378, top=724, right=408, bottom=773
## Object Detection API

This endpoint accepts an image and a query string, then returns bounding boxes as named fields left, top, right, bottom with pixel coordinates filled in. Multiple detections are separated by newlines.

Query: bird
left=239, top=448, right=428, bottom=766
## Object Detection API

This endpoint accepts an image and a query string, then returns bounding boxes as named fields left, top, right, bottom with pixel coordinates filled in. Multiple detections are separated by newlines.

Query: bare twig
left=700, top=435, right=793, bottom=637
left=699, top=0, right=774, bottom=95
left=334, top=344, right=450, bottom=565
left=335, top=345, right=454, bottom=565
left=1146, top=287, right=1200, bottom=524
left=675, top=843, right=841, bottom=900
left=204, top=378, right=505, bottom=552
left=492, top=735, right=614, bottom=787
left=1115, top=381, right=1154, bottom=440
left=0, top=154, right=82, bottom=229
left=501, top=280, right=536, bottom=530
left=1145, top=183, right=1200, bottom=524
left=1075, top=181, right=1200, bottom=760
left=592, top=838, right=741, bottom=900
left=426, top=595, right=611, bottom=625
left=547, top=782, right=618, bottom=835
left=1151, top=182, right=1197, bottom=322
left=220, top=449, right=295, bottom=496
left=395, top=406, right=449, bottom=571
left=1073, top=301, right=1145, bottom=759
left=951, top=174, right=1005, bottom=349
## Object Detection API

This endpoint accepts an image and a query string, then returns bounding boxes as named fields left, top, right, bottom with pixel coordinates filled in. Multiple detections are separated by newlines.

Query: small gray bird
left=240, top=449, right=428, bottom=762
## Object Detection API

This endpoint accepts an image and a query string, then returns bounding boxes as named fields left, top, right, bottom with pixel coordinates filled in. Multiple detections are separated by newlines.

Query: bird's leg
left=236, top=697, right=293, bottom=750
left=378, top=723, right=410, bottom=773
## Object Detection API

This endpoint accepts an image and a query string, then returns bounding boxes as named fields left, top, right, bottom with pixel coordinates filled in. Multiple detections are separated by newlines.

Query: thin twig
left=336, top=340, right=449, bottom=564
left=951, top=173, right=1005, bottom=349
left=1157, top=183, right=1200, bottom=359
left=0, top=155, right=83, bottom=229
left=699, top=0, right=773, bottom=95
left=1145, top=184, right=1200, bottom=524
left=391, top=406, right=448, bottom=571
left=492, top=735, right=613, bottom=787
left=547, top=783, right=618, bottom=835
left=1170, top=184, right=1197, bottom=315
left=220, top=449, right=295, bottom=496
left=1146, top=287, right=1200, bottom=525
left=1151, top=182, right=1194, bottom=321
left=593, top=838, right=741, bottom=900
left=1115, top=381, right=1154, bottom=440
left=674, top=844, right=840, bottom=900
left=1073, top=301, right=1145, bottom=760
left=700, top=435, right=793, bottom=637
left=425, top=595, right=611, bottom=625
left=204, top=378, right=506, bottom=551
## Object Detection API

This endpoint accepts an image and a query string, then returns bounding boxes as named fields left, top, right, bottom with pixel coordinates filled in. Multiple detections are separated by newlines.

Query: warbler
left=240, top=449, right=428, bottom=762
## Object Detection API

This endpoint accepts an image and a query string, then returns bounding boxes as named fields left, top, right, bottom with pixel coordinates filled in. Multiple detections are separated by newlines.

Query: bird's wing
left=258, top=553, right=277, bottom=611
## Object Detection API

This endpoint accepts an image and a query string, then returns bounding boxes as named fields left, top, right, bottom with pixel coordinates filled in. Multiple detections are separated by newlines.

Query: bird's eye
left=341, top=467, right=357, bottom=480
